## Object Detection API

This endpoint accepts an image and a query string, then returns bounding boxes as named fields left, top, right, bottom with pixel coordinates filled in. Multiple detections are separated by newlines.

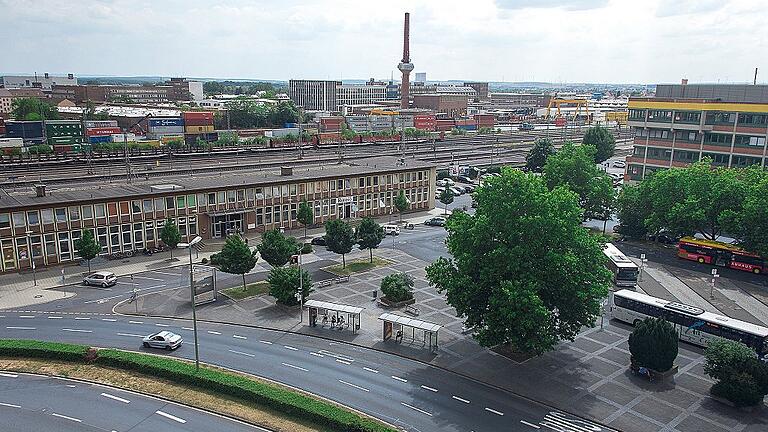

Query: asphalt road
left=0, top=372, right=266, bottom=432
left=0, top=313, right=614, bottom=432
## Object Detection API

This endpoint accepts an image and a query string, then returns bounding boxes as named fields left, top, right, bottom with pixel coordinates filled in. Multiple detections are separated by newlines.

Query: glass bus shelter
left=304, top=300, right=363, bottom=333
left=379, top=312, right=441, bottom=352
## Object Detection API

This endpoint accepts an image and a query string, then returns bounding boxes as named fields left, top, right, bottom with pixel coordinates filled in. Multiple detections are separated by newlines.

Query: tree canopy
left=224, top=98, right=299, bottom=129
left=582, top=125, right=616, bottom=163
left=257, top=229, right=299, bottom=268
left=218, top=235, right=258, bottom=291
left=159, top=219, right=182, bottom=258
left=439, top=188, right=455, bottom=215
left=394, top=190, right=408, bottom=223
left=704, top=339, right=768, bottom=407
left=11, top=98, right=59, bottom=121
left=324, top=219, right=355, bottom=268
left=615, top=185, right=650, bottom=239
left=297, top=201, right=313, bottom=239
left=267, top=266, right=312, bottom=306
left=74, top=229, right=101, bottom=272
left=380, top=272, right=415, bottom=303
left=525, top=138, right=555, bottom=172
left=628, top=318, right=678, bottom=372
left=426, top=168, right=611, bottom=354
left=356, top=217, right=385, bottom=263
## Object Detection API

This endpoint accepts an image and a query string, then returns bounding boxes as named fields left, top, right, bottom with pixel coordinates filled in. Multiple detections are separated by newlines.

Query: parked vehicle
left=310, top=236, right=327, bottom=246
left=463, top=185, right=475, bottom=193
left=613, top=160, right=626, bottom=168
left=83, top=271, right=117, bottom=288
left=436, top=179, right=448, bottom=187
left=450, top=186, right=464, bottom=196
left=142, top=331, right=183, bottom=350
left=648, top=230, right=679, bottom=244
left=457, top=175, right=473, bottom=183
left=519, top=122, right=535, bottom=131
left=443, top=178, right=455, bottom=186
left=424, top=217, right=447, bottom=227
left=383, top=224, right=401, bottom=236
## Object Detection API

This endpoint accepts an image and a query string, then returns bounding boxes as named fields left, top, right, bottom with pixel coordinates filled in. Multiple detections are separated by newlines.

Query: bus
left=677, top=236, right=766, bottom=275
left=612, top=289, right=768, bottom=359
left=603, top=243, right=639, bottom=287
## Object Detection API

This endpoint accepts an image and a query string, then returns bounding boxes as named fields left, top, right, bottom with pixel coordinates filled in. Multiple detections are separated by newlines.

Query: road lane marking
left=48, top=316, right=63, bottom=319
left=101, top=318, right=117, bottom=322
left=421, top=385, right=438, bottom=392
left=391, top=375, right=408, bottom=383
left=317, top=350, right=354, bottom=363
left=129, top=321, right=144, bottom=324
left=6, top=326, right=35, bottom=330
left=232, top=334, right=247, bottom=339
left=116, top=281, right=138, bottom=286
left=485, top=407, right=504, bottom=416
left=19, top=315, right=34, bottom=318
left=117, top=333, right=144, bottom=338
left=83, top=284, right=166, bottom=304
left=207, top=330, right=222, bottom=335
left=74, top=317, right=91, bottom=320
left=101, top=392, right=130, bottom=404
left=452, top=395, right=470, bottom=404
left=336, top=359, right=351, bottom=365
left=0, top=315, right=5, bottom=318
left=0, top=402, right=21, bottom=408
left=62, top=328, right=92, bottom=333
left=520, top=420, right=540, bottom=429
left=338, top=379, right=370, bottom=392
left=133, top=276, right=165, bottom=282
left=259, top=340, right=273, bottom=345
left=310, top=352, right=324, bottom=358
left=228, top=349, right=255, bottom=358
left=281, top=362, right=308, bottom=372
left=0, top=373, right=18, bottom=378
left=151, top=271, right=180, bottom=277
left=363, top=367, right=379, bottom=374
left=51, top=412, right=82, bottom=422
left=155, top=323, right=170, bottom=327
left=283, top=345, right=298, bottom=351
left=155, top=410, right=186, bottom=423
left=400, top=402, right=432, bottom=417
left=182, top=327, right=193, bottom=331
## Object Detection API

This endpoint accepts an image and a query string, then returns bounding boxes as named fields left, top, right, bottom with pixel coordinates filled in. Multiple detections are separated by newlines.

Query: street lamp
left=639, top=253, right=647, bottom=282
left=25, top=230, right=36, bottom=286
left=179, top=235, right=203, bottom=371
left=710, top=268, right=719, bottom=299
left=295, top=246, right=304, bottom=324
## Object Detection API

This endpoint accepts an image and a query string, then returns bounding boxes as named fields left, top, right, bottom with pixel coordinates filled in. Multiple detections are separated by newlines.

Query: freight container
left=88, top=135, right=112, bottom=144
left=147, top=126, right=185, bottom=135
left=48, top=136, right=83, bottom=145
left=473, top=114, right=495, bottom=127
left=0, top=137, right=24, bottom=148
left=264, top=127, right=301, bottom=138
left=85, top=127, right=122, bottom=137
left=456, top=124, right=477, bottom=131
left=136, top=140, right=162, bottom=148
left=160, top=135, right=185, bottom=144
left=149, top=117, right=185, bottom=128
left=6, top=121, right=44, bottom=142
left=182, top=111, right=214, bottom=126
left=45, top=120, right=83, bottom=138
left=111, top=133, right=137, bottom=142
left=83, top=120, right=118, bottom=128
left=414, top=114, right=436, bottom=131
left=185, top=125, right=215, bottom=134
left=284, top=122, right=298, bottom=129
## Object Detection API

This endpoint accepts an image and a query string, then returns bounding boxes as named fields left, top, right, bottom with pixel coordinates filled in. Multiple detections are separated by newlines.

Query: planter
left=378, top=296, right=416, bottom=308
left=630, top=362, right=678, bottom=381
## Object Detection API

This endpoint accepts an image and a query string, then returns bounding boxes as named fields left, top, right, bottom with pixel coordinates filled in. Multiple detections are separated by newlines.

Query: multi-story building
left=288, top=80, right=340, bottom=111
left=626, top=84, right=768, bottom=181
left=0, top=89, right=12, bottom=118
left=50, top=78, right=203, bottom=105
left=336, top=84, right=387, bottom=111
left=1, top=73, right=77, bottom=90
left=464, top=82, right=489, bottom=100
left=412, top=94, right=468, bottom=118
left=0, top=156, right=435, bottom=273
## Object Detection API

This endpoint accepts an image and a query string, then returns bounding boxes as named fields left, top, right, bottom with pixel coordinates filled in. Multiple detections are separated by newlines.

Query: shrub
left=704, top=339, right=768, bottom=407
left=437, top=170, right=450, bottom=180
left=268, top=266, right=312, bottom=306
left=0, top=339, right=88, bottom=362
left=201, top=257, right=209, bottom=264
left=209, top=253, right=221, bottom=266
left=628, top=318, right=678, bottom=372
left=301, top=243, right=313, bottom=254
left=380, top=272, right=414, bottom=303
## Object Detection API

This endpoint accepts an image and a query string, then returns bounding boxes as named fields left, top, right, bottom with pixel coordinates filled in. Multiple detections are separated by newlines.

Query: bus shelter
left=304, top=300, right=363, bottom=333
left=379, top=312, right=441, bottom=352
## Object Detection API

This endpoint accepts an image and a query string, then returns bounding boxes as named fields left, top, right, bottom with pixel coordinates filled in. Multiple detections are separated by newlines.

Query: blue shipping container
left=149, top=118, right=184, bottom=128
left=284, top=122, right=297, bottom=128
left=89, top=135, right=112, bottom=144
left=456, top=125, right=477, bottom=131
left=6, top=121, right=44, bottom=140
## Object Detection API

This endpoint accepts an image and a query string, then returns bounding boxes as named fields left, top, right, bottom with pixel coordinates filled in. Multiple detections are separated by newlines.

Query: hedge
left=0, top=340, right=393, bottom=432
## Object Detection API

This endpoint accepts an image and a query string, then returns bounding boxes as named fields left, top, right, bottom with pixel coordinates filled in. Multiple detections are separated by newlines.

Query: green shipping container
left=45, top=122, right=83, bottom=138
left=48, top=136, right=82, bottom=145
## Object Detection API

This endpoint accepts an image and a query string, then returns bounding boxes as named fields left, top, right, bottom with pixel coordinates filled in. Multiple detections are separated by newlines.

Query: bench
left=405, top=305, right=420, bottom=316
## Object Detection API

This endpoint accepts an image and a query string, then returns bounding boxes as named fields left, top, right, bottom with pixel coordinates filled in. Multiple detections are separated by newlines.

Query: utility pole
left=123, top=128, right=131, bottom=184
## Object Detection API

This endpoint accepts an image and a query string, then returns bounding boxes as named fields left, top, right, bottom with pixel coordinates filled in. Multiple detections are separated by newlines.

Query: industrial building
left=464, top=82, right=489, bottom=100
left=1, top=73, right=77, bottom=90
left=288, top=80, right=341, bottom=111
left=0, top=156, right=435, bottom=273
left=412, top=94, right=468, bottom=118
left=336, top=84, right=387, bottom=112
left=0, top=89, right=12, bottom=118
left=626, top=83, right=768, bottom=181
left=50, top=78, right=203, bottom=105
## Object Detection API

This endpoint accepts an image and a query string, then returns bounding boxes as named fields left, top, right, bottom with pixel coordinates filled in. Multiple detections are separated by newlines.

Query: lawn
left=324, top=257, right=391, bottom=276
left=222, top=281, right=270, bottom=300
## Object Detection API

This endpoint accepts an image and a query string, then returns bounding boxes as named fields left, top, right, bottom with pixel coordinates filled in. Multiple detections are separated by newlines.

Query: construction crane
left=545, top=96, right=591, bottom=123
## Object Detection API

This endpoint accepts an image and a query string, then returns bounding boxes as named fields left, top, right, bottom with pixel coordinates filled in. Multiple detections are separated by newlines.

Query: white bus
left=612, top=289, right=768, bottom=359
left=603, top=243, right=639, bottom=287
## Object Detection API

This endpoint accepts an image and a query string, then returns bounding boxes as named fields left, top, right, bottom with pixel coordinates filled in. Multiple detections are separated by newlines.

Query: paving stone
left=593, top=382, right=642, bottom=406
left=675, top=373, right=714, bottom=396
left=631, top=397, right=684, bottom=424
left=577, top=357, right=623, bottom=377
left=600, top=347, right=631, bottom=366
left=571, top=337, right=607, bottom=353
left=674, top=414, right=730, bottom=432
left=651, top=387, right=702, bottom=410
left=695, top=399, right=748, bottom=429
left=608, top=411, right=664, bottom=432
left=586, top=330, right=624, bottom=345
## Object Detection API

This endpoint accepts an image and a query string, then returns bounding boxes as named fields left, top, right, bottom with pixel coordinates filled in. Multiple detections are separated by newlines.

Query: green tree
left=439, top=188, right=455, bottom=215
left=267, top=266, right=313, bottom=306
left=544, top=143, right=614, bottom=219
left=582, top=125, right=615, bottom=163
left=159, top=219, right=182, bottom=259
left=615, top=185, right=649, bottom=239
left=525, top=138, right=555, bottom=173
left=83, top=100, right=110, bottom=120
left=425, top=168, right=611, bottom=354
left=380, top=272, right=414, bottom=302
left=394, top=190, right=408, bottom=224
left=587, top=174, right=616, bottom=232
left=217, top=235, right=258, bottom=291
left=11, top=98, right=59, bottom=121
left=324, top=219, right=355, bottom=268
left=628, top=318, right=678, bottom=372
left=74, top=229, right=101, bottom=273
left=704, top=339, right=768, bottom=407
left=297, top=200, right=314, bottom=239
left=356, top=217, right=385, bottom=263
left=728, top=170, right=768, bottom=257
left=257, top=229, right=299, bottom=268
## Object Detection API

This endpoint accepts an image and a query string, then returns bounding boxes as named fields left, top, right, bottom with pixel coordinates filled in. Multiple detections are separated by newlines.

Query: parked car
left=142, top=331, right=183, bottom=350
left=424, top=217, right=447, bottom=227
left=443, top=178, right=455, bottom=186
left=383, top=224, right=401, bottom=236
left=310, top=236, right=327, bottom=246
left=436, top=179, right=448, bottom=187
left=648, top=231, right=679, bottom=244
left=83, top=271, right=117, bottom=288
left=457, top=175, right=473, bottom=183
left=613, top=160, right=626, bottom=168
left=450, top=186, right=464, bottom=196
left=463, top=185, right=475, bottom=193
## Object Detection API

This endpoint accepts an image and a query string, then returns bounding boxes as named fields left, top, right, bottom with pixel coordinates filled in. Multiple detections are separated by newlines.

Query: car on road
left=310, top=236, right=327, bottom=246
left=83, top=271, right=117, bottom=287
left=142, top=331, right=183, bottom=350
left=519, top=122, right=535, bottom=131
left=424, top=217, right=447, bottom=227
left=383, top=224, right=401, bottom=235
left=648, top=230, right=679, bottom=244
left=613, top=160, right=626, bottom=168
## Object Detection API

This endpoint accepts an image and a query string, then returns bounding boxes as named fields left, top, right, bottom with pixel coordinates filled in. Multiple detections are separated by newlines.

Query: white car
left=142, top=331, right=183, bottom=350
left=613, top=161, right=626, bottom=168
left=444, top=178, right=455, bottom=186
left=382, top=224, right=401, bottom=236
left=436, top=179, right=448, bottom=187
left=83, top=271, right=117, bottom=287
left=449, top=186, right=464, bottom=196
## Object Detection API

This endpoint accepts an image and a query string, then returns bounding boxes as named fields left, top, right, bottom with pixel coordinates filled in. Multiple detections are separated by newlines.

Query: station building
left=0, top=157, right=436, bottom=273
left=626, top=83, right=768, bottom=181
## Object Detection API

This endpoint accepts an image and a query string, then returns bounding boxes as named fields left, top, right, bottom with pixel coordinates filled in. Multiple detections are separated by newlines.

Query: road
left=0, top=313, right=614, bottom=432
left=0, top=372, right=266, bottom=432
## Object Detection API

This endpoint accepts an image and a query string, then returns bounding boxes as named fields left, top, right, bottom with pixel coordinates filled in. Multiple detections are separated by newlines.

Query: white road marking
left=363, top=367, right=379, bottom=374
left=207, top=330, right=221, bottom=335
left=400, top=402, right=433, bottom=417
left=421, top=385, right=438, bottom=392
left=259, top=340, right=273, bottom=345
left=116, top=281, right=138, bottom=286
left=0, top=373, right=19, bottom=378
left=74, top=317, right=91, bottom=320
left=338, top=379, right=370, bottom=392
left=62, top=328, right=92, bottom=333
left=48, top=316, right=63, bottom=319
left=283, top=345, right=298, bottom=351
left=51, top=412, right=82, bottom=422
left=151, top=271, right=180, bottom=277
left=391, top=375, right=408, bottom=383
left=281, top=362, right=308, bottom=372
left=128, top=321, right=144, bottom=324
left=133, top=275, right=165, bottom=282
left=155, top=323, right=170, bottom=327
left=0, top=315, right=5, bottom=318
left=19, top=315, right=34, bottom=318
left=336, top=359, right=351, bottom=365
left=6, top=326, right=35, bottom=330
left=117, top=333, right=144, bottom=338
left=317, top=350, right=354, bottom=363
left=101, top=318, right=117, bottom=322
left=182, top=327, right=193, bottom=331
left=83, top=284, right=167, bottom=304
left=452, top=395, right=470, bottom=404
left=0, top=402, right=21, bottom=408
left=228, top=349, right=255, bottom=358
left=66, top=385, right=76, bottom=388
left=101, top=392, right=130, bottom=404
left=310, top=352, right=325, bottom=358
left=155, top=410, right=186, bottom=423
left=485, top=407, right=504, bottom=416
left=232, top=334, right=247, bottom=340
left=520, top=420, right=541, bottom=429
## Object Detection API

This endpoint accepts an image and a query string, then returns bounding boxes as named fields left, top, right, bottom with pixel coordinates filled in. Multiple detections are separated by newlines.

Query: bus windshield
left=618, top=268, right=638, bottom=282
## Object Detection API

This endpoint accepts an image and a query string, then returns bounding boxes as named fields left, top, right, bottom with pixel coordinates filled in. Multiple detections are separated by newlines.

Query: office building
left=464, top=82, right=489, bottom=100
left=288, top=80, right=340, bottom=111
left=2, top=73, right=77, bottom=90
left=336, top=84, right=387, bottom=111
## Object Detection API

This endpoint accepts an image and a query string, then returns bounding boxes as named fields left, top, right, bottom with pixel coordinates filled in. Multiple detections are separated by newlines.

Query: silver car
left=142, top=331, right=183, bottom=350
left=83, top=271, right=117, bottom=287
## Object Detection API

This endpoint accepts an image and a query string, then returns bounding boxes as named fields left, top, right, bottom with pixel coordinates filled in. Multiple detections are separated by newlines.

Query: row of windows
left=633, top=110, right=768, bottom=127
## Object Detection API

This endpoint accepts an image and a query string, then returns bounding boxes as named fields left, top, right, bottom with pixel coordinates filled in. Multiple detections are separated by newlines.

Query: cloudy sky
left=1, top=0, right=765, bottom=84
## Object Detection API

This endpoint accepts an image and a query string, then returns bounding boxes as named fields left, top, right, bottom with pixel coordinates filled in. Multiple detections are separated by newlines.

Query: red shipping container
left=182, top=111, right=214, bottom=126
left=86, top=127, right=122, bottom=137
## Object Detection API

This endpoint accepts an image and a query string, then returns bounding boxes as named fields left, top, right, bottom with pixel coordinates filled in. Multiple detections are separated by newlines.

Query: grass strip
left=324, top=257, right=391, bottom=276
left=222, top=281, right=270, bottom=300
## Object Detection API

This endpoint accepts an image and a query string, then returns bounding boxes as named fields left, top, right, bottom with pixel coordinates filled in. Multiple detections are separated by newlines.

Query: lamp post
left=25, top=230, right=36, bottom=286
left=710, top=268, right=719, bottom=299
left=179, top=235, right=203, bottom=371
left=296, top=246, right=304, bottom=324
left=639, top=253, right=647, bottom=282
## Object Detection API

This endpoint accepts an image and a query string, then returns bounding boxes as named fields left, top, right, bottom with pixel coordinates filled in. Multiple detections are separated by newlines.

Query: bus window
left=618, top=268, right=638, bottom=282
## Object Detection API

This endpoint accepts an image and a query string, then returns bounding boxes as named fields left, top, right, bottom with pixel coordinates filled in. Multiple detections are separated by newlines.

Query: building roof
left=0, top=156, right=434, bottom=211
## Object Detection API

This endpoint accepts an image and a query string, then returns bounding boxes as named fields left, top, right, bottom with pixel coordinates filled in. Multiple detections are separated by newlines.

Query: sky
left=1, top=0, right=766, bottom=84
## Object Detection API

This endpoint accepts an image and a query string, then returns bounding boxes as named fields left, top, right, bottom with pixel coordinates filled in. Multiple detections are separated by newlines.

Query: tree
left=628, top=318, right=678, bottom=372
left=439, top=188, right=455, bottom=215
left=11, top=98, right=59, bottom=121
left=425, top=168, right=611, bottom=354
left=267, top=266, right=313, bottom=306
left=83, top=100, right=110, bottom=120
left=356, top=217, right=385, bottom=263
left=257, top=229, right=299, bottom=268
left=394, top=190, right=408, bottom=224
left=704, top=339, right=768, bottom=407
left=324, top=219, right=355, bottom=268
left=586, top=174, right=615, bottom=232
left=615, top=185, right=649, bottom=239
left=380, top=272, right=415, bottom=302
left=218, top=235, right=258, bottom=291
left=544, top=143, right=614, bottom=219
left=297, top=201, right=313, bottom=239
left=159, top=219, right=181, bottom=259
left=582, top=125, right=615, bottom=163
left=525, top=138, right=555, bottom=172
left=74, top=229, right=101, bottom=273
left=728, top=170, right=768, bottom=257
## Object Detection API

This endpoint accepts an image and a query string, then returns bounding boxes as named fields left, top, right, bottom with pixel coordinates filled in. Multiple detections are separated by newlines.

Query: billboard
left=192, top=265, right=217, bottom=306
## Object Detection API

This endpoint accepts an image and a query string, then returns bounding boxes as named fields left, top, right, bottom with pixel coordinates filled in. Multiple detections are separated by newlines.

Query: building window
left=734, top=135, right=766, bottom=147
left=702, top=152, right=730, bottom=165
left=41, top=209, right=54, bottom=225
left=27, top=211, right=40, bottom=226
left=97, top=228, right=108, bottom=253
left=738, top=113, right=768, bottom=126
left=189, top=216, right=197, bottom=235
left=732, top=155, right=762, bottom=168
left=110, top=226, right=120, bottom=250
left=187, top=194, right=196, bottom=208
left=176, top=196, right=186, bottom=209
left=154, top=197, right=165, bottom=211
left=58, top=232, right=71, bottom=261
left=69, top=206, right=80, bottom=221
left=143, top=199, right=153, bottom=213
left=81, top=205, right=93, bottom=220
left=55, top=208, right=67, bottom=223
left=218, top=191, right=226, bottom=205
left=132, top=201, right=142, bottom=214
left=165, top=197, right=175, bottom=210
left=704, top=133, right=732, bottom=146
left=145, top=221, right=155, bottom=242
left=0, top=213, right=11, bottom=229
left=119, top=201, right=129, bottom=216
left=208, top=192, right=216, bottom=205
left=44, top=234, right=57, bottom=257
left=13, top=212, right=26, bottom=228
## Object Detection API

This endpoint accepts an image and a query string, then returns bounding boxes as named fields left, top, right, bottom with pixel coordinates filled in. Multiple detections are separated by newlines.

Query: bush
left=437, top=170, right=450, bottom=180
left=268, top=266, right=312, bottom=306
left=209, top=253, right=221, bottom=266
left=704, top=339, right=768, bottom=407
left=0, top=339, right=88, bottom=362
left=301, top=243, right=313, bottom=254
left=628, top=318, right=678, bottom=372
left=380, top=272, right=414, bottom=303
left=201, top=257, right=209, bottom=264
